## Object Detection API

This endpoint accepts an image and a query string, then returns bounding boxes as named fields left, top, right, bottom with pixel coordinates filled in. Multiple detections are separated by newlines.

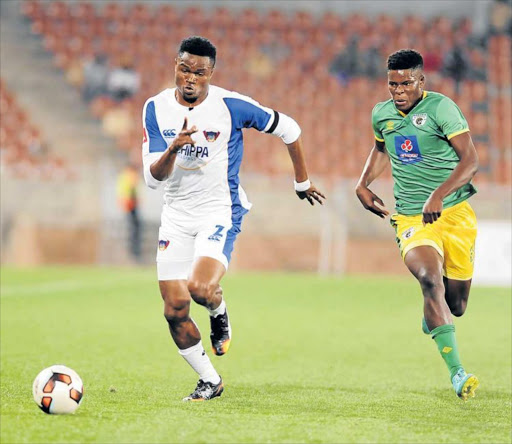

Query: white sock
left=178, top=341, right=221, bottom=384
left=207, top=299, right=226, bottom=318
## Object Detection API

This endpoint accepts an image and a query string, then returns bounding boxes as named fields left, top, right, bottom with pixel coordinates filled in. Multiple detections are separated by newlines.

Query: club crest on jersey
left=394, top=135, right=423, bottom=164
left=412, top=114, right=428, bottom=128
left=386, top=121, right=394, bottom=130
left=203, top=129, right=220, bottom=142
left=158, top=240, right=170, bottom=251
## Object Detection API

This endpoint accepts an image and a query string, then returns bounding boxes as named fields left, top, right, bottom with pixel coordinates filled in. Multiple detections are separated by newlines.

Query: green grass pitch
left=1, top=266, right=510, bottom=443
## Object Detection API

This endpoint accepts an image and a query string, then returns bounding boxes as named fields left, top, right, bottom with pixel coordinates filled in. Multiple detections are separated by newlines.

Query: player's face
left=175, top=52, right=214, bottom=105
left=387, top=69, right=425, bottom=113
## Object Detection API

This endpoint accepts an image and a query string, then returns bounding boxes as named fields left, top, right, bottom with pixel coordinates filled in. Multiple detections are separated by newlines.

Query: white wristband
left=294, top=179, right=311, bottom=192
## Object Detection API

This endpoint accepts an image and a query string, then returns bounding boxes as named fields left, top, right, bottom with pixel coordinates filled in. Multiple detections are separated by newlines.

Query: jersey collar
left=397, top=91, right=428, bottom=117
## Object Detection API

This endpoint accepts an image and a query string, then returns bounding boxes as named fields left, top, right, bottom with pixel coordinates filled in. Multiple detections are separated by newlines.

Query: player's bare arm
left=286, top=136, right=325, bottom=205
left=422, top=132, right=478, bottom=224
left=355, top=140, right=390, bottom=218
left=150, top=117, right=198, bottom=181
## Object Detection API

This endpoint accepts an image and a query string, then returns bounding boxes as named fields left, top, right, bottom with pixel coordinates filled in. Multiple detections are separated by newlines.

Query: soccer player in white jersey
left=142, top=36, right=325, bottom=401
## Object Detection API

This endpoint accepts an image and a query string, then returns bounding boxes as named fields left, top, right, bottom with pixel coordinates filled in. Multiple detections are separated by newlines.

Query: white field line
left=0, top=276, right=147, bottom=298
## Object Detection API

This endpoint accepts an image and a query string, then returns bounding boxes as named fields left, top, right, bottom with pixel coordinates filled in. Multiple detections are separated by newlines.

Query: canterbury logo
left=163, top=129, right=176, bottom=138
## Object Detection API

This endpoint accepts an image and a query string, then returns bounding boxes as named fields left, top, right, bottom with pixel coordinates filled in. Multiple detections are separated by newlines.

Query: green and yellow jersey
left=372, top=91, right=476, bottom=215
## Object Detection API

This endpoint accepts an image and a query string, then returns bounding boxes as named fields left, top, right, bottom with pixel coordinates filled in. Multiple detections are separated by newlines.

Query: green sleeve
left=436, top=97, right=470, bottom=140
left=371, top=104, right=384, bottom=142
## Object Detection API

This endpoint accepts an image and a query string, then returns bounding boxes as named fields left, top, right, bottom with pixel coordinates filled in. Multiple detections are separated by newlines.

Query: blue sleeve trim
left=223, top=97, right=271, bottom=131
left=145, top=101, right=167, bottom=153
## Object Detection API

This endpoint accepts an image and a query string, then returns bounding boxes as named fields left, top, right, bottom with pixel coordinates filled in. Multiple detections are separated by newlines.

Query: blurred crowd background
left=1, top=0, right=510, bottom=281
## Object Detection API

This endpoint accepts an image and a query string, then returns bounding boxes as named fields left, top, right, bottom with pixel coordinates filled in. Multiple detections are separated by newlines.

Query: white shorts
left=156, top=211, right=244, bottom=281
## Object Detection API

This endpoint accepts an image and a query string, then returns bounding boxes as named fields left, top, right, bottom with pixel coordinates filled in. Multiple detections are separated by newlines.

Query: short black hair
left=178, top=36, right=216, bottom=66
left=387, top=49, right=423, bottom=71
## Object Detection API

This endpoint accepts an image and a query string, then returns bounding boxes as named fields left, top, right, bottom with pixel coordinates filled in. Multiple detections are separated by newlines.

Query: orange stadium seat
left=153, top=4, right=180, bottom=26
left=265, top=9, right=289, bottom=32
left=71, top=2, right=96, bottom=21
left=376, top=14, right=397, bottom=38
left=209, top=7, right=235, bottom=29
left=126, top=3, right=152, bottom=24
left=102, top=2, right=125, bottom=22
left=47, top=1, right=70, bottom=21
left=292, top=10, right=316, bottom=32
left=318, top=11, right=343, bottom=33
left=20, top=0, right=42, bottom=21
left=180, top=6, right=206, bottom=27
left=0, top=77, right=73, bottom=179
left=237, top=8, right=261, bottom=32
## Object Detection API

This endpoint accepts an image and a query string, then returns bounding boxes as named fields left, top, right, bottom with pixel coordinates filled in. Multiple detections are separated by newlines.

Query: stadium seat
left=46, top=1, right=69, bottom=22
left=237, top=8, right=261, bottom=32
left=292, top=10, right=315, bottom=32
left=20, top=0, right=43, bottom=21
left=0, top=78, right=73, bottom=180
left=265, top=9, right=289, bottom=32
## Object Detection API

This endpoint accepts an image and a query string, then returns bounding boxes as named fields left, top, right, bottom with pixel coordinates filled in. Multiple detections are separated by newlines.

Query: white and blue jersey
left=142, top=85, right=301, bottom=274
left=142, top=85, right=291, bottom=219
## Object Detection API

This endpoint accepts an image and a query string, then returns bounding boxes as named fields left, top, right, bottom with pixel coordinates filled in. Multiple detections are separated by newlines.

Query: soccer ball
left=32, top=365, right=84, bottom=414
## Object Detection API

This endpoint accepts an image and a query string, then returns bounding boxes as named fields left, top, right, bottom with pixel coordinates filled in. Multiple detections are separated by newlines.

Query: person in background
left=108, top=56, right=140, bottom=102
left=82, top=53, right=109, bottom=102
left=117, top=163, right=141, bottom=261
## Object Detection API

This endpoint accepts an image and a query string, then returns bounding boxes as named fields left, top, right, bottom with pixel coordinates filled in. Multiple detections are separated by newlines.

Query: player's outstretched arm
left=286, top=136, right=325, bottom=206
left=355, top=141, right=390, bottom=218
left=421, top=131, right=478, bottom=224
left=150, top=117, right=198, bottom=181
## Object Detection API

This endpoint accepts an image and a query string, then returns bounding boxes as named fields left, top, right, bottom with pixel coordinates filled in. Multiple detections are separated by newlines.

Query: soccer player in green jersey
left=355, top=49, right=480, bottom=400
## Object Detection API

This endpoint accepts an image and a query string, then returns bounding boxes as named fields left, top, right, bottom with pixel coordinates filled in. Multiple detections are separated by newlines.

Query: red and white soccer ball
left=32, top=365, right=84, bottom=414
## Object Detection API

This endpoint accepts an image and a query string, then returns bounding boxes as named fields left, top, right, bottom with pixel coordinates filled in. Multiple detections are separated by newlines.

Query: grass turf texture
left=1, top=266, right=510, bottom=444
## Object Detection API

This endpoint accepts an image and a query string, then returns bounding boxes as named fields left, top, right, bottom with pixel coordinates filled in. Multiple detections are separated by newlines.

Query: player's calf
left=447, top=301, right=467, bottom=317
left=163, top=304, right=200, bottom=349
left=444, top=277, right=471, bottom=317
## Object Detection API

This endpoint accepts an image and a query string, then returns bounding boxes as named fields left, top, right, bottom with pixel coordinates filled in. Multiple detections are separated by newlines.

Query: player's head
left=387, top=49, right=425, bottom=113
left=175, top=36, right=216, bottom=104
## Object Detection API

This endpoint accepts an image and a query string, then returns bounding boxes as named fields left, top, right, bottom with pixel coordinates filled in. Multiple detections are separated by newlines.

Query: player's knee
left=187, top=279, right=217, bottom=305
left=417, top=269, right=442, bottom=294
left=163, top=298, right=190, bottom=325
left=450, top=300, right=467, bottom=317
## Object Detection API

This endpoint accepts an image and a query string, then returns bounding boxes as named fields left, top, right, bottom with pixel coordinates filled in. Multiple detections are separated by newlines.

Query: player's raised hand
left=170, top=117, right=198, bottom=153
left=355, top=185, right=389, bottom=218
left=296, top=183, right=326, bottom=206
left=422, top=192, right=443, bottom=225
